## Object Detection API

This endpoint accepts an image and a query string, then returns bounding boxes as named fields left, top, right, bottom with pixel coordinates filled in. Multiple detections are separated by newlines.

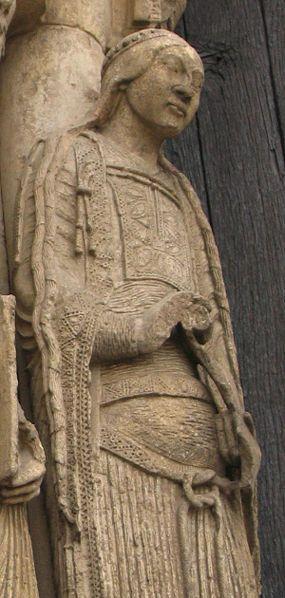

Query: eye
left=161, top=56, right=183, bottom=74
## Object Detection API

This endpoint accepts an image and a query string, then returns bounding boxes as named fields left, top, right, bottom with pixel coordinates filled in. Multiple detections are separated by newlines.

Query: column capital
left=9, top=0, right=186, bottom=50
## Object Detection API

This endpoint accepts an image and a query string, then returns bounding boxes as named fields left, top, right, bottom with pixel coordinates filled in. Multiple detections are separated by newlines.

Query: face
left=124, top=46, right=204, bottom=138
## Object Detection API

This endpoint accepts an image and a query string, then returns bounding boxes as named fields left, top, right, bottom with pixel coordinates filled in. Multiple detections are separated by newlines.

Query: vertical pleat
left=223, top=493, right=257, bottom=597
left=138, top=474, right=157, bottom=597
left=97, top=451, right=185, bottom=597
left=125, top=462, right=149, bottom=595
left=0, top=505, right=39, bottom=597
left=96, top=451, right=258, bottom=598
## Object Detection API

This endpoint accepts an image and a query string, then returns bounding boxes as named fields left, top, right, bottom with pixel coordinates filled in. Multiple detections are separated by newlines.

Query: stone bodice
left=107, top=165, right=193, bottom=295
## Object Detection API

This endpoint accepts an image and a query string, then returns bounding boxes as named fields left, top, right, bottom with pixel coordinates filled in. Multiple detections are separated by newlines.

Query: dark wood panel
left=259, top=0, right=285, bottom=156
left=166, top=2, right=285, bottom=596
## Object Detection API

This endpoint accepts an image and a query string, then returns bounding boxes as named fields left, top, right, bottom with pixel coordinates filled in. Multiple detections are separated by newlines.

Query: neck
left=102, top=96, right=164, bottom=172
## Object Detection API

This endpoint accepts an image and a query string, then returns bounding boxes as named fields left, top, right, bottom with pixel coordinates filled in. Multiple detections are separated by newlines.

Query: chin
left=163, top=124, right=184, bottom=138
left=150, top=117, right=185, bottom=139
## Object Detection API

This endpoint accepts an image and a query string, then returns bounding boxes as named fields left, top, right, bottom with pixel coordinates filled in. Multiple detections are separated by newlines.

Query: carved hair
left=93, top=28, right=203, bottom=128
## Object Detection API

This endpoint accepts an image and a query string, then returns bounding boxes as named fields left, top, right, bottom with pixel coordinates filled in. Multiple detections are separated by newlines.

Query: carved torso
left=108, top=166, right=192, bottom=291
left=73, top=134, right=221, bottom=473
left=13, top=128, right=260, bottom=598
left=15, top=132, right=224, bottom=475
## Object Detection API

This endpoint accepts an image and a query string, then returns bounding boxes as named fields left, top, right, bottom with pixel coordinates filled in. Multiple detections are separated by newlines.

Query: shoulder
left=67, top=128, right=107, bottom=178
left=159, top=153, right=196, bottom=195
left=27, top=123, right=102, bottom=176
left=159, top=152, right=193, bottom=189
left=26, top=126, right=103, bottom=190
left=71, top=126, right=104, bottom=156
left=159, top=153, right=212, bottom=228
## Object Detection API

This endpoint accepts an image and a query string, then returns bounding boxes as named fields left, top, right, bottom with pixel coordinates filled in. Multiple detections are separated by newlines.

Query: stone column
left=0, top=0, right=186, bottom=264
left=0, top=6, right=105, bottom=263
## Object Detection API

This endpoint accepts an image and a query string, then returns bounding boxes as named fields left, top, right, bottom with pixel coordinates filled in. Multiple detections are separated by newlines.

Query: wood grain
left=166, top=2, right=285, bottom=596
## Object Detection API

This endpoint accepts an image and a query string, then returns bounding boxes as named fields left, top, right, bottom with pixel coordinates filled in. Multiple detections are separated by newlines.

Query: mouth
left=167, top=102, right=187, bottom=117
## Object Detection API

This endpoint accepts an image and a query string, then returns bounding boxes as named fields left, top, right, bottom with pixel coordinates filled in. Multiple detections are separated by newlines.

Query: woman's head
left=94, top=29, right=204, bottom=137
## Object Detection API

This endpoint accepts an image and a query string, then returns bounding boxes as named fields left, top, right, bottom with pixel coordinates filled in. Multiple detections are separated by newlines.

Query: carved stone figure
left=14, top=29, right=261, bottom=597
left=0, top=294, right=45, bottom=597
left=0, top=6, right=46, bottom=596
left=0, top=0, right=186, bottom=270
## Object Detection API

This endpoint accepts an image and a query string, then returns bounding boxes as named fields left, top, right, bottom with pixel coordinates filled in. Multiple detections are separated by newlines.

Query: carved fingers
left=0, top=479, right=43, bottom=505
left=215, top=410, right=261, bottom=488
left=136, top=291, right=212, bottom=354
left=0, top=446, right=45, bottom=505
left=180, top=294, right=213, bottom=337
left=0, top=464, right=45, bottom=505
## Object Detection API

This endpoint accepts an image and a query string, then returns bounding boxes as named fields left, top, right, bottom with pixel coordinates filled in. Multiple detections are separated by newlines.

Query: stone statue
left=0, top=1, right=186, bottom=265
left=0, top=294, right=45, bottom=597
left=0, top=6, right=45, bottom=595
left=14, top=28, right=261, bottom=597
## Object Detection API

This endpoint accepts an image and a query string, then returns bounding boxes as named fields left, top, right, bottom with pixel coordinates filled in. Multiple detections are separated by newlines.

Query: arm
left=92, top=291, right=213, bottom=362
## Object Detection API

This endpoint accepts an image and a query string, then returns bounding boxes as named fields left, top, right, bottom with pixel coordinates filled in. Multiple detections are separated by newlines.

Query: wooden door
left=166, top=3, right=285, bottom=596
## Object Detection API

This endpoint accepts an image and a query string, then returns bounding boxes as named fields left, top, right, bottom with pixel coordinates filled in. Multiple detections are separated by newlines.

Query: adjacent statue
left=14, top=29, right=261, bottom=597
left=0, top=0, right=15, bottom=58
left=0, top=294, right=45, bottom=597
left=0, top=5, right=45, bottom=595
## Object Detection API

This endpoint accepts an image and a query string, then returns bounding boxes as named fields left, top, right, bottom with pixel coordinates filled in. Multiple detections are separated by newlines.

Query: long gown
left=14, top=128, right=260, bottom=597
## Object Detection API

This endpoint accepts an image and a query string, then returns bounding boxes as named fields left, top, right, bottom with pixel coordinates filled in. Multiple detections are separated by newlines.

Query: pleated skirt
left=95, top=450, right=258, bottom=598
left=0, top=505, right=39, bottom=597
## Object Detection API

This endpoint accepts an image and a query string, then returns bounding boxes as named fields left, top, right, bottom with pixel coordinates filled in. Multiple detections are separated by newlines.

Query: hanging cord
left=75, top=186, right=96, bottom=256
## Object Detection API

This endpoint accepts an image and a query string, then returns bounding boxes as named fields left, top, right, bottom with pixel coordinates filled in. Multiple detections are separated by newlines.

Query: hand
left=179, top=294, right=213, bottom=340
left=135, top=291, right=212, bottom=354
left=0, top=443, right=45, bottom=505
left=215, top=410, right=261, bottom=489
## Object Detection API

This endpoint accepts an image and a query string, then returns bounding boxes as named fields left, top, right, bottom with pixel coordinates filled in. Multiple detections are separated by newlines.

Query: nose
left=173, top=84, right=192, bottom=104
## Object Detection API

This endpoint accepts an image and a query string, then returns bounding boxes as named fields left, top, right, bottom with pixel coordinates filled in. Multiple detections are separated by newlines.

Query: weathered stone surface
left=0, top=504, right=39, bottom=597
left=0, top=1, right=15, bottom=290
left=0, top=0, right=15, bottom=57
left=0, top=24, right=103, bottom=261
left=0, top=1, right=186, bottom=268
left=0, top=294, right=45, bottom=503
left=9, top=1, right=186, bottom=48
left=14, top=28, right=261, bottom=596
left=0, top=192, right=8, bottom=295
left=0, top=295, right=18, bottom=481
left=8, top=0, right=44, bottom=37
left=0, top=2, right=263, bottom=596
left=0, top=295, right=45, bottom=597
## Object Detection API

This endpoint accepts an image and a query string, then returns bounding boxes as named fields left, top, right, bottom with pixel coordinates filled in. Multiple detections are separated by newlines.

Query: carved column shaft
left=0, top=0, right=186, bottom=265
